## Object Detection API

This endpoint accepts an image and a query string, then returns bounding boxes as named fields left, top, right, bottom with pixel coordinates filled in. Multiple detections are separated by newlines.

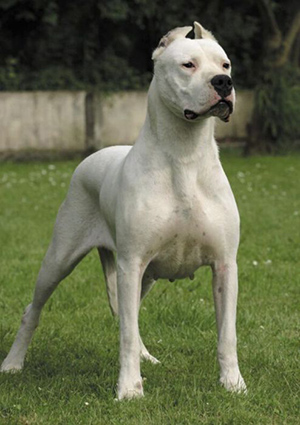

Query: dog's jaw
left=184, top=99, right=233, bottom=122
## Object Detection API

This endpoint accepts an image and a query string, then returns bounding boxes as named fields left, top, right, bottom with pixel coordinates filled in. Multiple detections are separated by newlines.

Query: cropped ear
left=152, top=26, right=192, bottom=60
left=194, top=21, right=217, bottom=42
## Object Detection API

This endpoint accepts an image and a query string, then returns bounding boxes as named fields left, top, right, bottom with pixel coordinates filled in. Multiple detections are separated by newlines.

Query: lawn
left=0, top=152, right=299, bottom=425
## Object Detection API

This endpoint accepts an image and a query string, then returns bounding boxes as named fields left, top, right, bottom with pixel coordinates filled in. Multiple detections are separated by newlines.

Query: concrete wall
left=93, top=92, right=148, bottom=149
left=0, top=90, right=253, bottom=154
left=0, top=91, right=86, bottom=152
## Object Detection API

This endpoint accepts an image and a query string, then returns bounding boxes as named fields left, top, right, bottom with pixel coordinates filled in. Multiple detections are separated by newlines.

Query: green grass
left=0, top=153, right=299, bottom=425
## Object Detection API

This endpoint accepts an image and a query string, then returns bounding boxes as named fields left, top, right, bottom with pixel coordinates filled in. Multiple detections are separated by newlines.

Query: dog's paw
left=1, top=359, right=23, bottom=373
left=116, top=379, right=144, bottom=401
left=139, top=339, right=160, bottom=365
left=140, top=351, right=160, bottom=365
left=220, top=372, right=247, bottom=394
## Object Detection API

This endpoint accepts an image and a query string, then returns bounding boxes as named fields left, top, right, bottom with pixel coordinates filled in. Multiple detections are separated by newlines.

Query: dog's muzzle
left=183, top=74, right=234, bottom=122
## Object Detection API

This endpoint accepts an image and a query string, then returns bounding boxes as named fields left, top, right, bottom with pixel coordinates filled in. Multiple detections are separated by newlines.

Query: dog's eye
left=223, top=63, right=230, bottom=70
left=182, top=62, right=195, bottom=69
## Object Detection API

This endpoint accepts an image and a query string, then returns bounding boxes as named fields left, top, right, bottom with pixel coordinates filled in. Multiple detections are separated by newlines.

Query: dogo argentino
left=1, top=22, right=247, bottom=399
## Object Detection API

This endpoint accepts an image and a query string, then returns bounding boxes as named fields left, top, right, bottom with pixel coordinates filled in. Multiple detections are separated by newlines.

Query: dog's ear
left=152, top=26, right=192, bottom=60
left=194, top=21, right=217, bottom=42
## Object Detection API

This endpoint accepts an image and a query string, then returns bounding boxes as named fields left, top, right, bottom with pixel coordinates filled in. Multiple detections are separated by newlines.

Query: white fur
left=1, top=22, right=246, bottom=399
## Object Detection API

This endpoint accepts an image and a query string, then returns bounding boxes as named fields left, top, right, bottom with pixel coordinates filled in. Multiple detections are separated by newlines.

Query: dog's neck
left=136, top=78, right=219, bottom=164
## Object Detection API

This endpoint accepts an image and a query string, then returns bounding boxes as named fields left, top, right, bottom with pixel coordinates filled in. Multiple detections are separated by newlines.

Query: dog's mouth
left=184, top=100, right=233, bottom=122
left=209, top=99, right=233, bottom=122
left=183, top=110, right=199, bottom=120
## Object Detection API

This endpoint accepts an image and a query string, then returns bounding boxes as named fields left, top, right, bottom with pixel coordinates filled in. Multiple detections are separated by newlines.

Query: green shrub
left=254, top=66, right=300, bottom=149
left=21, top=67, right=86, bottom=91
left=0, top=58, right=22, bottom=91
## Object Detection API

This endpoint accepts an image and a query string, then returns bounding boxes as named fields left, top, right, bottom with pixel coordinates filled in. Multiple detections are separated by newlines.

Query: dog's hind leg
left=98, top=248, right=118, bottom=316
left=139, top=276, right=160, bottom=364
left=1, top=189, right=101, bottom=373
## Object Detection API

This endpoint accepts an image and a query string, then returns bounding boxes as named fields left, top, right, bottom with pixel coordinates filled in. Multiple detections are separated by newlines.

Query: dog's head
left=152, top=22, right=235, bottom=123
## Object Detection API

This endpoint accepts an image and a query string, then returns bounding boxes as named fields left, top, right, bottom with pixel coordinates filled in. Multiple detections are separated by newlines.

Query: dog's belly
left=148, top=244, right=205, bottom=280
left=146, top=227, right=216, bottom=281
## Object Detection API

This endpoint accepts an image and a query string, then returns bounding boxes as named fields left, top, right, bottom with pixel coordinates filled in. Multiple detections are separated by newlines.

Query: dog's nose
left=211, top=75, right=233, bottom=98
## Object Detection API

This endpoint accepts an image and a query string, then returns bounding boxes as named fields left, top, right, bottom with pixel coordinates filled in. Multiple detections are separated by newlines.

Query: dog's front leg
left=212, top=261, right=246, bottom=393
left=117, top=258, right=144, bottom=400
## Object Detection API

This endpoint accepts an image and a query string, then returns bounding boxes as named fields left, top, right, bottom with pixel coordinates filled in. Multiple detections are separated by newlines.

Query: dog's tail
left=98, top=248, right=118, bottom=316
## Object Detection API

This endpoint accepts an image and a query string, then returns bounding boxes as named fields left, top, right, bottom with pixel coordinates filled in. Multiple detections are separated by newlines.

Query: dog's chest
left=149, top=200, right=220, bottom=279
left=146, top=168, right=238, bottom=280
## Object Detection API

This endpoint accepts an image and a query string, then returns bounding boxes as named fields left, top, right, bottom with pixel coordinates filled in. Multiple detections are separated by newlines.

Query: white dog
left=1, top=22, right=246, bottom=399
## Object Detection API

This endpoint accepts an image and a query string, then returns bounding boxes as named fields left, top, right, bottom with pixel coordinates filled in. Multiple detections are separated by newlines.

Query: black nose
left=211, top=75, right=233, bottom=98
